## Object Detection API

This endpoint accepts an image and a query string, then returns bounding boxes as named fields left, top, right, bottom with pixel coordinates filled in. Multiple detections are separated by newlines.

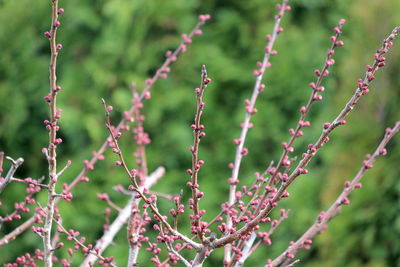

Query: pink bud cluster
left=4, top=249, right=44, bottom=266
left=61, top=184, right=73, bottom=202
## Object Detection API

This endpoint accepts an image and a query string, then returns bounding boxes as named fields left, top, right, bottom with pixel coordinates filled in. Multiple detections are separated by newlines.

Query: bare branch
left=224, top=0, right=291, bottom=262
left=269, top=122, right=400, bottom=266
left=233, top=232, right=256, bottom=267
left=212, top=26, right=400, bottom=250
left=81, top=167, right=165, bottom=266
left=42, top=0, right=63, bottom=265
left=0, top=156, right=24, bottom=194
left=0, top=15, right=210, bottom=248
left=188, top=64, right=211, bottom=243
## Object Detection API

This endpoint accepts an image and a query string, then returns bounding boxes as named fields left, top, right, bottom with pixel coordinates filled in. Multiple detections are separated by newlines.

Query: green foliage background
left=0, top=0, right=399, bottom=266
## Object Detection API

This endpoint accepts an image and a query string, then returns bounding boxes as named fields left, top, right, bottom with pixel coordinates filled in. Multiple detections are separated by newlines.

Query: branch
left=0, top=151, right=4, bottom=177
left=191, top=246, right=211, bottom=267
left=46, top=210, right=116, bottom=267
left=0, top=14, right=211, bottom=248
left=212, top=26, right=400, bottom=250
left=102, top=99, right=201, bottom=250
left=229, top=210, right=290, bottom=267
left=269, top=121, right=400, bottom=266
left=0, top=156, right=24, bottom=194
left=188, top=64, right=211, bottom=243
left=224, top=0, right=291, bottom=262
left=80, top=166, right=165, bottom=266
left=264, top=18, right=346, bottom=189
left=127, top=84, right=150, bottom=266
left=283, top=259, right=300, bottom=267
left=233, top=232, right=256, bottom=267
left=0, top=176, right=45, bottom=229
left=165, top=242, right=191, bottom=267
left=41, top=1, right=65, bottom=265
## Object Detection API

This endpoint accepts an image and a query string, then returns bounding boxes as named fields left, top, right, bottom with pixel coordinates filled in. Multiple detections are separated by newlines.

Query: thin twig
left=127, top=84, right=149, bottom=266
left=0, top=152, right=4, bottom=177
left=0, top=156, right=24, bottom=194
left=189, top=64, right=211, bottom=243
left=283, top=259, right=300, bottom=267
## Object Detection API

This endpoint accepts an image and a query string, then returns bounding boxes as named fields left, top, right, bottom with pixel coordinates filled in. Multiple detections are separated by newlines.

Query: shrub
left=0, top=0, right=399, bottom=266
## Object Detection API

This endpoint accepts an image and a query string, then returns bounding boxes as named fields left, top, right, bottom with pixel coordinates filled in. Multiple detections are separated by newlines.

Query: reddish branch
left=48, top=213, right=117, bottom=267
left=127, top=87, right=151, bottom=266
left=42, top=1, right=64, bottom=265
left=0, top=176, right=45, bottom=229
left=264, top=19, right=346, bottom=189
left=211, top=26, right=400, bottom=251
left=102, top=99, right=201, bottom=251
left=224, top=0, right=290, bottom=262
left=270, top=122, right=400, bottom=266
left=0, top=14, right=210, bottom=248
left=188, top=65, right=211, bottom=243
left=1, top=1, right=399, bottom=266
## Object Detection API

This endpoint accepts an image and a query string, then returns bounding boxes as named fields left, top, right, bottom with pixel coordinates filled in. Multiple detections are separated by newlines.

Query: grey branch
left=0, top=156, right=24, bottom=194
left=234, top=232, right=257, bottom=267
left=80, top=166, right=165, bottom=267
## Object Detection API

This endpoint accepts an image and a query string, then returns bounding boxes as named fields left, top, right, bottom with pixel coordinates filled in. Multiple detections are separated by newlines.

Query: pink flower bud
left=363, top=160, right=373, bottom=169
left=326, top=59, right=335, bottom=66
left=336, top=41, right=344, bottom=46
left=180, top=44, right=187, bottom=52
left=341, top=197, right=350, bottom=205
left=333, top=26, right=341, bottom=34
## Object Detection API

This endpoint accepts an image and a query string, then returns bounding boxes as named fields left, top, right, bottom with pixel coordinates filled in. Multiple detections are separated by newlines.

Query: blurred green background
left=1, top=0, right=399, bottom=266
